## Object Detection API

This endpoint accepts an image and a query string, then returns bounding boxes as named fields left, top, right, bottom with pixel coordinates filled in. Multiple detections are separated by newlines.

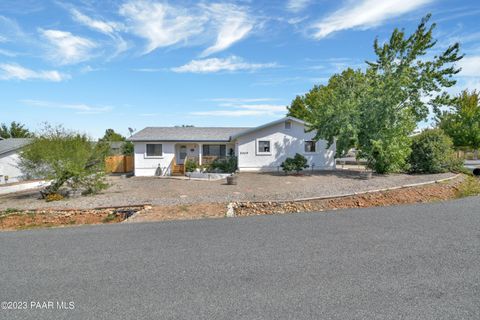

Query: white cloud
left=172, top=56, right=276, bottom=73
left=458, top=55, right=480, bottom=77
left=0, top=63, right=68, bottom=82
left=200, top=3, right=253, bottom=57
left=286, top=0, right=312, bottom=13
left=119, top=0, right=205, bottom=54
left=21, top=99, right=112, bottom=114
left=39, top=29, right=97, bottom=65
left=70, top=8, right=128, bottom=56
left=311, top=0, right=433, bottom=39
left=118, top=1, right=254, bottom=56
left=70, top=8, right=122, bottom=34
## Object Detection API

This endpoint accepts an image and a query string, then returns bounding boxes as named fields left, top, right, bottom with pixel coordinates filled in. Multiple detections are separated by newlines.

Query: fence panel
left=105, top=155, right=134, bottom=173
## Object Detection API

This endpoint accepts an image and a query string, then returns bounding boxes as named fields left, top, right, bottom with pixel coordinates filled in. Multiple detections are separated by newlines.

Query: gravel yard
left=0, top=171, right=455, bottom=210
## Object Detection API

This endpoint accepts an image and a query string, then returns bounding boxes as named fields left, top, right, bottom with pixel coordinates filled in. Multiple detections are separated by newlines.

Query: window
left=285, top=121, right=292, bottom=129
left=202, top=144, right=226, bottom=156
left=146, top=144, right=162, bottom=157
left=258, top=140, right=271, bottom=153
left=304, top=141, right=316, bottom=153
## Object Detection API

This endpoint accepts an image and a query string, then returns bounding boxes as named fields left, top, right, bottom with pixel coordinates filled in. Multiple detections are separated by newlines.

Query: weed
left=3, top=208, right=21, bottom=214
left=102, top=213, right=117, bottom=223
left=456, top=176, right=480, bottom=198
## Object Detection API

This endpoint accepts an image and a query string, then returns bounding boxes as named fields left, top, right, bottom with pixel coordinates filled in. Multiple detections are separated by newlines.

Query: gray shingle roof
left=128, top=127, right=251, bottom=142
left=0, top=138, right=33, bottom=156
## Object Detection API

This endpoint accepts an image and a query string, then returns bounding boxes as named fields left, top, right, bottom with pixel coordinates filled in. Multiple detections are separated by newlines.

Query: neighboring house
left=0, top=138, right=33, bottom=184
left=128, top=116, right=336, bottom=176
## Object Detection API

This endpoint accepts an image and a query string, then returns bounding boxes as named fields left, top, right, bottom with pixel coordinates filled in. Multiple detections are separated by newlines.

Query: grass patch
left=102, top=213, right=117, bottom=223
left=2, top=208, right=21, bottom=215
left=456, top=176, right=480, bottom=198
left=178, top=205, right=189, bottom=213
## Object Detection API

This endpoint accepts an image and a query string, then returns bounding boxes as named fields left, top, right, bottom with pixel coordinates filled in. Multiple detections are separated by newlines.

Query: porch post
left=198, top=143, right=202, bottom=165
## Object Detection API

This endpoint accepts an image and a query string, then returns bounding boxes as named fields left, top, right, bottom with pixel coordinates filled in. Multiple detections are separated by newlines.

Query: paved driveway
left=1, top=197, right=479, bottom=319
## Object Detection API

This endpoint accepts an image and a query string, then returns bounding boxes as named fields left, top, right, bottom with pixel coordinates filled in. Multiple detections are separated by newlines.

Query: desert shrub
left=409, top=129, right=459, bottom=173
left=185, top=159, right=198, bottom=172
left=209, top=157, right=237, bottom=173
left=19, top=124, right=109, bottom=198
left=281, top=153, right=309, bottom=174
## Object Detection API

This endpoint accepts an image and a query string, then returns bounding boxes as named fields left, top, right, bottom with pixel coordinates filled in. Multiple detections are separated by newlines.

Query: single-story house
left=0, top=138, right=33, bottom=184
left=128, top=116, right=336, bottom=176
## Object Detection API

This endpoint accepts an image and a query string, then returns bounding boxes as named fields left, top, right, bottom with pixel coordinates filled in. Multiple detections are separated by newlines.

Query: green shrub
left=281, top=153, right=309, bottom=174
left=185, top=159, right=198, bottom=172
left=409, top=129, right=459, bottom=173
left=209, top=157, right=237, bottom=173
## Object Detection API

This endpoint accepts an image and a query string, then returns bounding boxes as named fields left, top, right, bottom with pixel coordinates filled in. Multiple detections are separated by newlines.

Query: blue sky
left=1, top=0, right=480, bottom=138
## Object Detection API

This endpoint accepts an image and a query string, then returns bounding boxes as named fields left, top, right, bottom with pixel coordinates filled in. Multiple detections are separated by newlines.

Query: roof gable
left=230, top=116, right=306, bottom=139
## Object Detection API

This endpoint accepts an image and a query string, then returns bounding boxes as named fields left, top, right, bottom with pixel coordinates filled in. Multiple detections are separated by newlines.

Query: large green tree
left=286, top=69, right=366, bottom=157
left=357, top=14, right=462, bottom=173
left=438, top=90, right=480, bottom=158
left=99, top=129, right=125, bottom=142
left=0, top=121, right=33, bottom=139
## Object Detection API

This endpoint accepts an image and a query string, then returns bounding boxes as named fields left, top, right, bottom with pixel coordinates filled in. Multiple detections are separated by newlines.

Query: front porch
left=171, top=143, right=235, bottom=175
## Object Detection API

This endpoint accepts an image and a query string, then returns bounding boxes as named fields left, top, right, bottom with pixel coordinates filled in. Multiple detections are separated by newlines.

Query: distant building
left=0, top=138, right=33, bottom=184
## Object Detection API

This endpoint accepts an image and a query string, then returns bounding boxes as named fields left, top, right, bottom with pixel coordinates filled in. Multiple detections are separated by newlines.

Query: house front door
left=178, top=145, right=187, bottom=164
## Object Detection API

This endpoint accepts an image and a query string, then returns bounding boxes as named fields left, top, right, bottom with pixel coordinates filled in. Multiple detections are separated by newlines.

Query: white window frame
left=304, top=140, right=317, bottom=154
left=145, top=143, right=163, bottom=158
left=256, top=139, right=272, bottom=155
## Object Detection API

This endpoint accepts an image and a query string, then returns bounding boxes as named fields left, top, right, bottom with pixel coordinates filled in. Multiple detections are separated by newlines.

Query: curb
left=226, top=174, right=461, bottom=216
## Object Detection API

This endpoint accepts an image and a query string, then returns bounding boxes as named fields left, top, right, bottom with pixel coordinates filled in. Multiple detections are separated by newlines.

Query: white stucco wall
left=133, top=142, right=237, bottom=176
left=0, top=151, right=25, bottom=183
left=133, top=142, right=175, bottom=176
left=236, top=120, right=335, bottom=172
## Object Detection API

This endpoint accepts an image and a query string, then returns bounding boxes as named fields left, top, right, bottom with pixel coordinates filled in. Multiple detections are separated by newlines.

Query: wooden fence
left=105, top=155, right=134, bottom=173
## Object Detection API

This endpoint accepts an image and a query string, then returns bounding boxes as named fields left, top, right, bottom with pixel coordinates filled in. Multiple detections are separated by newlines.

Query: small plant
left=209, top=156, right=237, bottom=173
left=45, top=193, right=64, bottom=202
left=281, top=153, right=309, bottom=174
left=3, top=208, right=20, bottom=214
left=185, top=159, right=198, bottom=172
left=456, top=176, right=480, bottom=198
left=102, top=213, right=117, bottom=223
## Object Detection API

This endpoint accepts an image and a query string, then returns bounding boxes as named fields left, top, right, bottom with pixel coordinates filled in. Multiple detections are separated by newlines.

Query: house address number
left=240, top=152, right=248, bottom=155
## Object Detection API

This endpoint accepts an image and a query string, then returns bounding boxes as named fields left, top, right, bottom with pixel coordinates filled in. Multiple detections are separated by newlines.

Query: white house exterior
left=128, top=117, right=336, bottom=176
left=0, top=138, right=32, bottom=184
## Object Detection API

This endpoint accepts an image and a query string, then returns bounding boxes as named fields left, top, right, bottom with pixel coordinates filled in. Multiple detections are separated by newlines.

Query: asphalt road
left=1, top=198, right=479, bottom=320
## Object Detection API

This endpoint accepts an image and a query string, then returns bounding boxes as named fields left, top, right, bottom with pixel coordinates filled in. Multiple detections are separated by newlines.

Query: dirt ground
left=0, top=171, right=456, bottom=210
left=128, top=175, right=467, bottom=223
left=0, top=206, right=144, bottom=231
left=1, top=175, right=474, bottom=229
